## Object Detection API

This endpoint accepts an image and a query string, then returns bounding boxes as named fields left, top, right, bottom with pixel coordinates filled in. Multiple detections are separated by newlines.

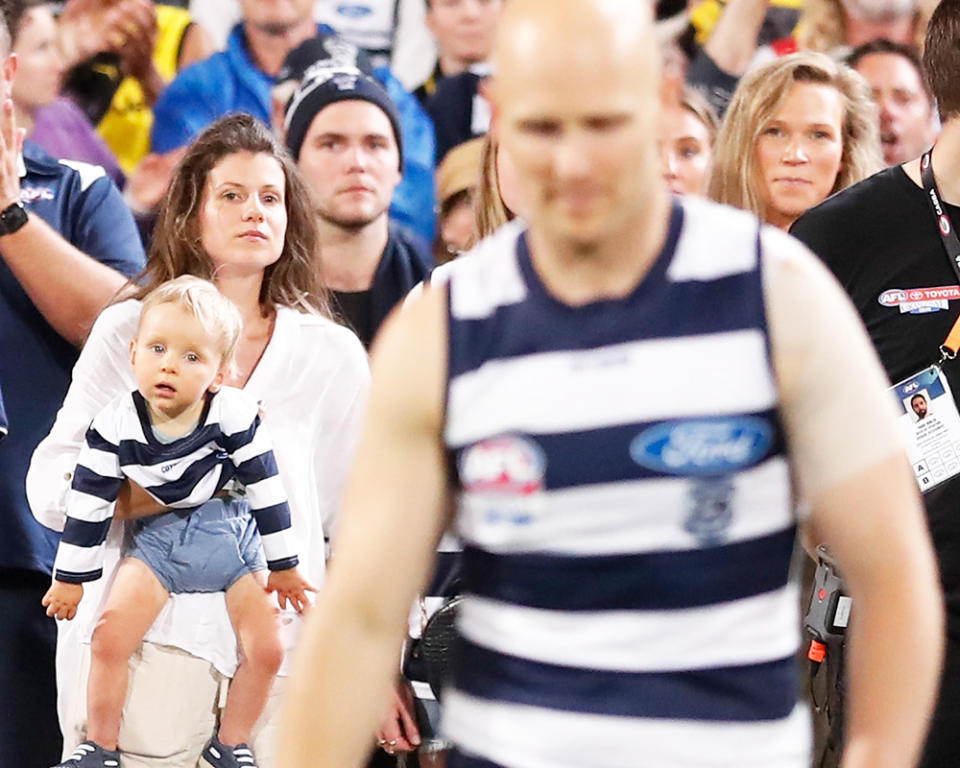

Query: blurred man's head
left=426, top=0, right=503, bottom=74
left=848, top=39, right=936, bottom=165
left=923, top=0, right=960, bottom=123
left=11, top=2, right=62, bottom=119
left=488, top=0, right=663, bottom=252
left=0, top=2, right=20, bottom=101
left=241, top=0, right=314, bottom=36
left=839, top=0, right=918, bottom=22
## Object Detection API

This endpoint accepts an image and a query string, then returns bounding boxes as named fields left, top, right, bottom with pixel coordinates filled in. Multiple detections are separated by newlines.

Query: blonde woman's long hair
left=473, top=133, right=515, bottom=240
left=708, top=52, right=881, bottom=221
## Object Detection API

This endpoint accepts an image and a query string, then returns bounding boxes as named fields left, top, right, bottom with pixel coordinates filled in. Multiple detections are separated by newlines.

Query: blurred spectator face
left=241, top=0, right=314, bottom=32
left=853, top=52, right=935, bottom=166
left=435, top=137, right=482, bottom=256
left=660, top=104, right=713, bottom=196
left=427, top=0, right=503, bottom=67
left=297, top=100, right=402, bottom=228
left=839, top=0, right=918, bottom=21
left=440, top=193, right=475, bottom=254
left=199, top=151, right=288, bottom=277
left=11, top=7, right=63, bottom=114
left=755, top=82, right=844, bottom=229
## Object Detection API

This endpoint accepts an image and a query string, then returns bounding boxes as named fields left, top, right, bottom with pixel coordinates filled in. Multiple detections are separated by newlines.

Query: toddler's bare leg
left=87, top=558, right=169, bottom=750
left=219, top=572, right=283, bottom=746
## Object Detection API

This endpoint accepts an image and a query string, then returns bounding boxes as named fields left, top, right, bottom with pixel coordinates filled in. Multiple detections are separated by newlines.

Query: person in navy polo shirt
left=0, top=5, right=145, bottom=764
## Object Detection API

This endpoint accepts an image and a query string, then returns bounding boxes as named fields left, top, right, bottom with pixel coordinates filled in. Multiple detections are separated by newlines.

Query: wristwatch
left=0, top=200, right=27, bottom=236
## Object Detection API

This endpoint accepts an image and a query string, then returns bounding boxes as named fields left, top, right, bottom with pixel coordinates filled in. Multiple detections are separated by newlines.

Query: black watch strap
left=0, top=200, right=27, bottom=236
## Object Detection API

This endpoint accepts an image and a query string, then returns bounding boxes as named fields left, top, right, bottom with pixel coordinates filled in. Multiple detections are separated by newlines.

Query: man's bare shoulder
left=368, top=283, right=449, bottom=431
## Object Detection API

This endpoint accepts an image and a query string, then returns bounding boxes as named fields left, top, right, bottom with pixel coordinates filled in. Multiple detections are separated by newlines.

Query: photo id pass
left=890, top=366, right=960, bottom=491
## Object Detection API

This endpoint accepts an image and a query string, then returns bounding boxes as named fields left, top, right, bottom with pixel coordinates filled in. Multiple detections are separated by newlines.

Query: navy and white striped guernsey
left=441, top=198, right=808, bottom=768
left=53, top=386, right=297, bottom=584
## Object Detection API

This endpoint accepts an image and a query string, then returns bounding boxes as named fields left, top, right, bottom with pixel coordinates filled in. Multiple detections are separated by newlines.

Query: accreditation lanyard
left=920, top=150, right=960, bottom=363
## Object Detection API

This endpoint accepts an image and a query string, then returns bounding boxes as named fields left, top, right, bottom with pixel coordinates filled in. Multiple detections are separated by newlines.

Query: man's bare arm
left=278, top=287, right=451, bottom=768
left=703, top=0, right=770, bottom=77
left=766, top=229, right=943, bottom=768
left=0, top=214, right=131, bottom=346
left=0, top=101, right=131, bottom=345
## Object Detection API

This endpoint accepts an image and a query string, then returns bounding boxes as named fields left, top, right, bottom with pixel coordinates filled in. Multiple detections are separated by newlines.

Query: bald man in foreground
left=277, top=2, right=944, bottom=767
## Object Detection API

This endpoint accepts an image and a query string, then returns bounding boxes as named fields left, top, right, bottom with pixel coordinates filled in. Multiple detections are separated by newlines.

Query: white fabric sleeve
left=230, top=414, right=298, bottom=570
left=762, top=227, right=905, bottom=501
left=53, top=413, right=123, bottom=583
left=27, top=301, right=139, bottom=531
left=313, top=343, right=371, bottom=547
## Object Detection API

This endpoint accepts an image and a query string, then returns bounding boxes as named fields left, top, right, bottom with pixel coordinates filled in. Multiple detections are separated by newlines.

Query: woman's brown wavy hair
left=134, top=114, right=330, bottom=316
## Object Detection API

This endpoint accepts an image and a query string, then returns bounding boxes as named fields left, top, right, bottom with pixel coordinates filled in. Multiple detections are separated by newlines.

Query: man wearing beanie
left=285, top=67, right=432, bottom=348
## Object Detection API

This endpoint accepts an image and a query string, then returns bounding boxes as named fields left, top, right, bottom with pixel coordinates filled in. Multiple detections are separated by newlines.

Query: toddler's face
left=130, top=302, right=226, bottom=423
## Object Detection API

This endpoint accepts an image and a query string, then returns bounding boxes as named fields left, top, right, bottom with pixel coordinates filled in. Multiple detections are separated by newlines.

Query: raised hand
left=0, top=99, right=24, bottom=211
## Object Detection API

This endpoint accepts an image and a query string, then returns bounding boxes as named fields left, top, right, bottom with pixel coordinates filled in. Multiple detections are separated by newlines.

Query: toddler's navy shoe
left=200, top=733, right=258, bottom=768
left=52, top=741, right=120, bottom=768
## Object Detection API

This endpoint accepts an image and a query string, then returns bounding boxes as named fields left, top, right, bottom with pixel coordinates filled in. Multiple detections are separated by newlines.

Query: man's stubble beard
left=251, top=19, right=302, bottom=37
left=317, top=204, right=389, bottom=233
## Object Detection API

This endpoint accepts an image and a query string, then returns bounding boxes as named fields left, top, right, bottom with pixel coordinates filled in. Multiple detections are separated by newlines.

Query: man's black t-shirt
left=331, top=224, right=432, bottom=348
left=791, top=166, right=960, bottom=635
left=331, top=289, right=374, bottom=348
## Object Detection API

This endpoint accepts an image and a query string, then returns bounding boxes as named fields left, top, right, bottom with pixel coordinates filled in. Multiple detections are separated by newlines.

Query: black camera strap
left=920, top=150, right=960, bottom=362
left=921, top=150, right=960, bottom=282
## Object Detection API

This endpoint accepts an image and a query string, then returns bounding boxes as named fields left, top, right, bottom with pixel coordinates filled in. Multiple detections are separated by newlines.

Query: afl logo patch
left=459, top=436, right=546, bottom=495
left=941, top=215, right=952, bottom=236
left=630, top=417, right=773, bottom=476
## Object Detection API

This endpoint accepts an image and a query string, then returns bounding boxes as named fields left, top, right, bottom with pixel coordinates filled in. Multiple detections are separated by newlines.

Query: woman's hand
left=375, top=678, right=421, bottom=755
left=265, top=567, right=317, bottom=614
left=114, top=478, right=166, bottom=520
left=41, top=581, right=83, bottom=620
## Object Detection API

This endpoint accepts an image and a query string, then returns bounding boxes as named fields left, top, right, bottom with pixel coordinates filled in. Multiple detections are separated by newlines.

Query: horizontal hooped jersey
left=53, top=386, right=296, bottom=583
left=441, top=198, right=807, bottom=768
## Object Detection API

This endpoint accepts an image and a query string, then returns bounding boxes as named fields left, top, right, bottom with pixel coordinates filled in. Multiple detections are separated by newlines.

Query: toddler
left=43, top=276, right=313, bottom=768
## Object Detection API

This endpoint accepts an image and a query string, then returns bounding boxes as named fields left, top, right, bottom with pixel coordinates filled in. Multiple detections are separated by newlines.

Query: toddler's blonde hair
left=139, top=276, right=243, bottom=370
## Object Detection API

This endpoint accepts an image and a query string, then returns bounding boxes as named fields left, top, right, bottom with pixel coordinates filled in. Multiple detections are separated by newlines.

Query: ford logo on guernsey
left=459, top=435, right=546, bottom=495
left=337, top=4, right=373, bottom=18
left=630, top=417, right=773, bottom=475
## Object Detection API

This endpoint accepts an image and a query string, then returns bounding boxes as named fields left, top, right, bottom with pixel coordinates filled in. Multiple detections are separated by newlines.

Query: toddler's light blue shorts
left=126, top=495, right=266, bottom=594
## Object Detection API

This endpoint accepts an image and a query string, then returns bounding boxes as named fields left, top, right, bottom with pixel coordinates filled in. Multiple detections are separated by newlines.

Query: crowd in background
left=0, top=0, right=944, bottom=289
left=0, top=1, right=955, bottom=767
